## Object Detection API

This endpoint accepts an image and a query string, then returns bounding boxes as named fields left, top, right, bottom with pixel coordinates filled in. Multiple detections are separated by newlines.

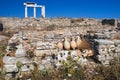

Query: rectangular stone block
left=95, top=39, right=114, bottom=45
left=34, top=49, right=58, bottom=57
left=4, top=65, right=18, bottom=72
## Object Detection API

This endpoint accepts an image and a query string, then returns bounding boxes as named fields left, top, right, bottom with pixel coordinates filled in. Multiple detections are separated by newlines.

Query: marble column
left=25, top=6, right=28, bottom=17
left=41, top=6, right=45, bottom=18
left=34, top=6, right=36, bottom=18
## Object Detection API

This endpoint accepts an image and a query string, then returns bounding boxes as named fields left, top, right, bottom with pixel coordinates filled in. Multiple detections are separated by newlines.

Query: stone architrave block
left=95, top=39, right=114, bottom=45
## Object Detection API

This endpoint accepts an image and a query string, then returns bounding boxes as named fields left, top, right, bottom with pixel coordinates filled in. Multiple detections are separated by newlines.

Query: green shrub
left=16, top=61, right=23, bottom=69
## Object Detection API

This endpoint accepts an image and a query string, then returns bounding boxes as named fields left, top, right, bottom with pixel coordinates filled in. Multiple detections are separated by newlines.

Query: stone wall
left=95, top=39, right=120, bottom=65
left=0, top=17, right=103, bottom=31
left=0, top=18, right=71, bottom=30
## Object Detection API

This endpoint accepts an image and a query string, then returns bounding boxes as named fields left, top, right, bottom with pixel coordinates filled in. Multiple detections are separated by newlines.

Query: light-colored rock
left=94, top=33, right=105, bottom=38
left=97, top=55, right=106, bottom=61
left=8, top=34, right=19, bottom=44
left=15, top=44, right=26, bottom=57
left=21, top=64, right=34, bottom=72
left=4, top=65, right=18, bottom=72
left=17, top=57, right=32, bottom=64
left=115, top=47, right=120, bottom=52
left=71, top=51, right=76, bottom=56
left=108, top=45, right=116, bottom=53
left=57, top=50, right=69, bottom=61
left=102, top=60, right=109, bottom=65
left=117, top=44, right=120, bottom=48
left=36, top=42, right=55, bottom=50
left=99, top=48, right=108, bottom=54
left=78, top=57, right=88, bottom=65
left=3, top=56, right=17, bottom=65
left=34, top=49, right=57, bottom=57
left=114, top=40, right=120, bottom=44
left=95, top=39, right=114, bottom=45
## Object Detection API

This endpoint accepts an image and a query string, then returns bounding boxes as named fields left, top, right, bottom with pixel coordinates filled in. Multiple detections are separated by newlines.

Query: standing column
left=115, top=19, right=118, bottom=28
left=33, top=6, right=36, bottom=18
left=25, top=6, right=28, bottom=18
left=41, top=6, right=45, bottom=18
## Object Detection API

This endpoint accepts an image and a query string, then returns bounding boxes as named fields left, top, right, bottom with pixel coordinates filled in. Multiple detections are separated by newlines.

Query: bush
left=94, top=56, right=120, bottom=80
left=102, top=19, right=115, bottom=26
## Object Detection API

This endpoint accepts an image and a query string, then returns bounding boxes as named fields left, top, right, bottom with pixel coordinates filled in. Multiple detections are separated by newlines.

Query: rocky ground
left=0, top=17, right=120, bottom=80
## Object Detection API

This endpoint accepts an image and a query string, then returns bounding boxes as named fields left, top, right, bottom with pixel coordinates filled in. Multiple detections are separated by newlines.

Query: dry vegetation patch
left=112, top=32, right=120, bottom=40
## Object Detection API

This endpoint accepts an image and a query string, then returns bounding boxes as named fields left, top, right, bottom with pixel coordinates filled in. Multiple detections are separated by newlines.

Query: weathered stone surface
left=36, top=42, right=55, bottom=50
left=95, top=39, right=114, bottom=45
left=113, top=53, right=119, bottom=57
left=99, top=48, right=108, bottom=54
left=115, top=47, right=120, bottom=52
left=21, top=64, right=34, bottom=72
left=0, top=18, right=71, bottom=31
left=4, top=65, right=18, bottom=72
left=117, top=44, right=120, bottom=48
left=3, top=56, right=17, bottom=65
left=15, top=44, right=26, bottom=57
left=34, top=49, right=57, bottom=57
left=114, top=40, right=120, bottom=44
left=108, top=45, right=116, bottom=53
left=17, top=57, right=32, bottom=64
left=104, top=32, right=111, bottom=38
left=94, top=33, right=105, bottom=38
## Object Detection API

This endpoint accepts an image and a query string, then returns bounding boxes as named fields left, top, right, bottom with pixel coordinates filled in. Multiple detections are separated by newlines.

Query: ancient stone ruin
left=0, top=17, right=120, bottom=79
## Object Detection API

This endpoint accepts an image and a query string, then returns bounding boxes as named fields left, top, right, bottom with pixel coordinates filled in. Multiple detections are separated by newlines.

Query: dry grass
left=0, top=39, right=8, bottom=68
left=27, top=56, right=120, bottom=80
left=0, top=40, right=6, bottom=79
left=40, top=24, right=57, bottom=31
left=71, top=18, right=84, bottom=23
left=93, top=56, right=120, bottom=80
left=78, top=39, right=92, bottom=50
left=0, top=30, right=16, bottom=37
left=26, top=49, right=35, bottom=58
left=0, top=57, right=4, bottom=68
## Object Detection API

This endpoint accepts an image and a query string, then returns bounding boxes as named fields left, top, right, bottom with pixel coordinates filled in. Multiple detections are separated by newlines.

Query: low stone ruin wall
left=0, top=18, right=102, bottom=31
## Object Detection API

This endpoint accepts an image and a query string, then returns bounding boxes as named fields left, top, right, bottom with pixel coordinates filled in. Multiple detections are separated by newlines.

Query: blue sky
left=0, top=0, right=120, bottom=18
